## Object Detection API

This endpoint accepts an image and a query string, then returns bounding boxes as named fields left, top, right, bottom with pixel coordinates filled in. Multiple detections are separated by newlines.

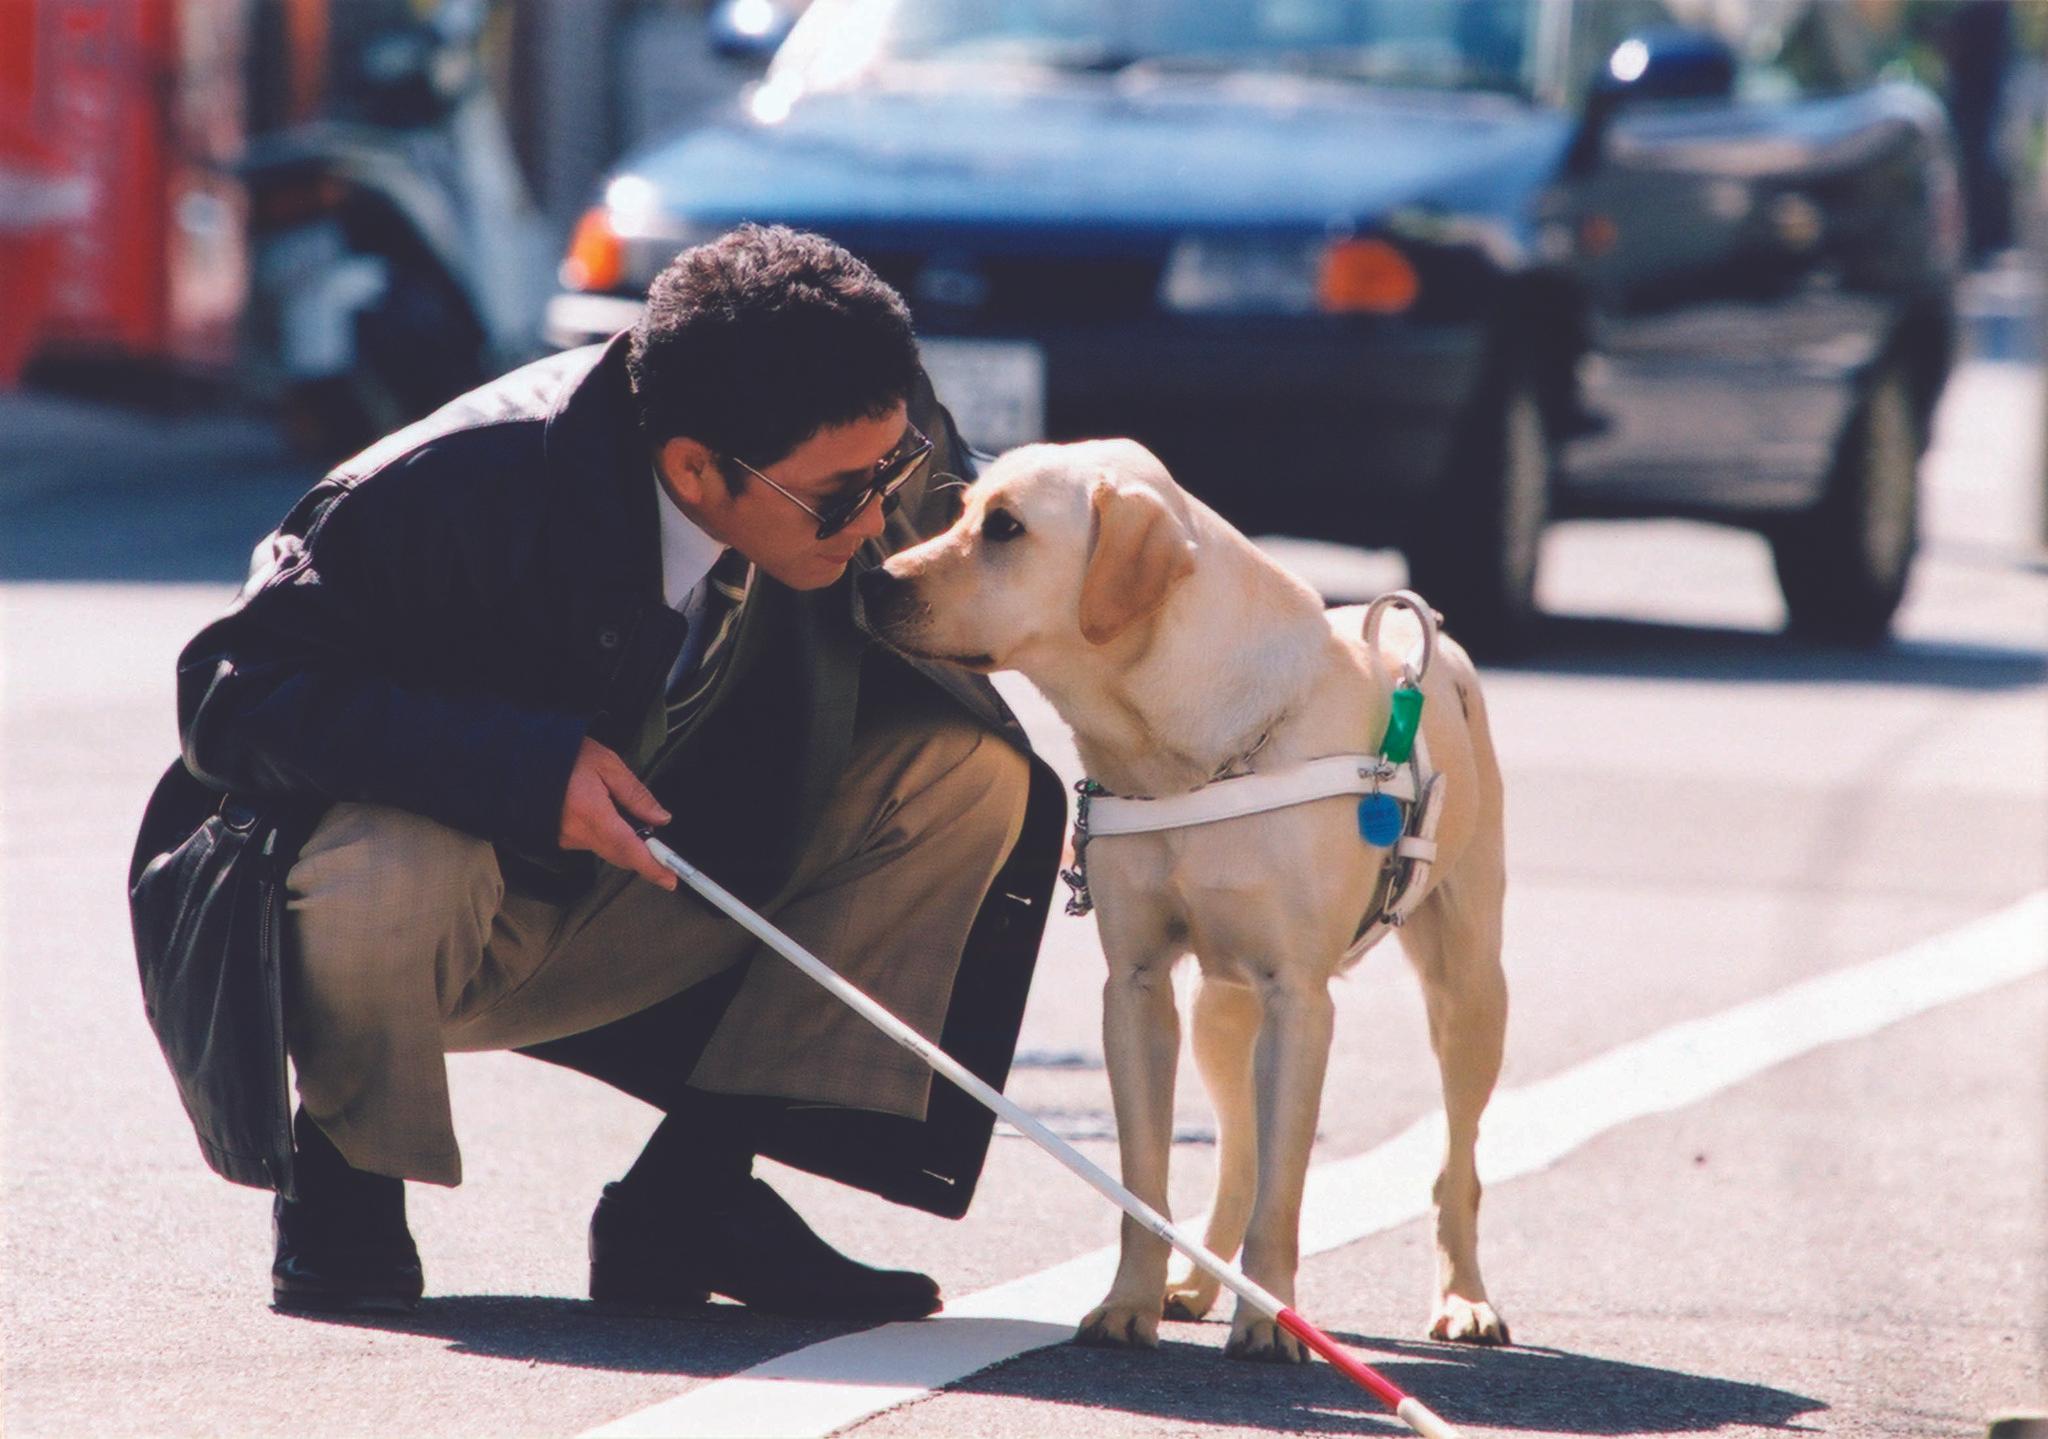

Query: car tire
left=1769, top=361, right=1920, bottom=645
left=1405, top=372, right=1550, bottom=658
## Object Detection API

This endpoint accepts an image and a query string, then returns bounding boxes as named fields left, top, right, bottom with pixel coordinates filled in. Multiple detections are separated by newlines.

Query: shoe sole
left=590, top=1291, right=941, bottom=1322
left=589, top=1295, right=714, bottom=1319
left=272, top=1287, right=422, bottom=1317
left=588, top=1270, right=713, bottom=1316
left=733, top=1295, right=944, bottom=1322
left=590, top=1269, right=940, bottom=1323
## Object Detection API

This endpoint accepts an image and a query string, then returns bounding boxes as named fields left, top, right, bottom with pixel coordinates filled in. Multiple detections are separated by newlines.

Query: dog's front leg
left=1076, top=941, right=1182, bottom=1350
left=1229, top=968, right=1335, bottom=1363
left=1165, top=974, right=1260, bottom=1322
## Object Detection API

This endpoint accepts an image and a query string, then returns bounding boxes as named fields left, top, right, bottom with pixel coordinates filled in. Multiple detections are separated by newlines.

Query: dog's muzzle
left=855, top=565, right=916, bottom=632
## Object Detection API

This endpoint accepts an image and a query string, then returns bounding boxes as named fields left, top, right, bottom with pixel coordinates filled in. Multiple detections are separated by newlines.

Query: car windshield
left=785, top=0, right=1536, bottom=97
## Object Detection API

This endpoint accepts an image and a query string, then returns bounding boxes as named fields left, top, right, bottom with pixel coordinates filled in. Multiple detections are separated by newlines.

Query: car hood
left=621, top=69, right=1570, bottom=240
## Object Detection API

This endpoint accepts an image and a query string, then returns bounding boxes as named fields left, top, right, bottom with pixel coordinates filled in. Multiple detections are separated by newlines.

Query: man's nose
left=846, top=493, right=890, bottom=544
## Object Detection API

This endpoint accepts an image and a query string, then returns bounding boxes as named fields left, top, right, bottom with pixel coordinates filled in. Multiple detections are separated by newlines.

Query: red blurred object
left=0, top=115, right=85, bottom=385
left=0, top=0, right=248, bottom=379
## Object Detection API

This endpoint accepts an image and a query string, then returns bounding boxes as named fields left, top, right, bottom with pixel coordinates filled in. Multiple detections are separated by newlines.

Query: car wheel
left=1405, top=373, right=1550, bottom=657
left=1769, top=362, right=1920, bottom=645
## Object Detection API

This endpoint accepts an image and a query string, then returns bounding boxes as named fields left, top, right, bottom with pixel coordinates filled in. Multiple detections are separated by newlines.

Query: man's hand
left=557, top=737, right=678, bottom=891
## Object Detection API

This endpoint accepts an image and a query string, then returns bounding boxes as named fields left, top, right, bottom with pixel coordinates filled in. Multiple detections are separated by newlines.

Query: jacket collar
left=540, top=331, right=663, bottom=602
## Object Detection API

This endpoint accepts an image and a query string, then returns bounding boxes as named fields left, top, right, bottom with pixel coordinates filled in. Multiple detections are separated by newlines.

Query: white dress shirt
left=655, top=468, right=729, bottom=687
left=655, top=468, right=724, bottom=611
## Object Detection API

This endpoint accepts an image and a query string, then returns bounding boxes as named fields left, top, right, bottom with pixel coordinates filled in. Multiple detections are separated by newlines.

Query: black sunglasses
left=728, top=424, right=934, bottom=540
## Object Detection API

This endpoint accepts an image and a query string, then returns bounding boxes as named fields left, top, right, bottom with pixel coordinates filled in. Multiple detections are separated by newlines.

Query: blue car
left=547, top=0, right=1960, bottom=649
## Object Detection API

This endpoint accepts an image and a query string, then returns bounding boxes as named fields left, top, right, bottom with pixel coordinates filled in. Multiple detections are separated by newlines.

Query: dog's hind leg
left=1077, top=930, right=1184, bottom=1350
left=1400, top=872, right=1511, bottom=1344
left=1164, top=974, right=1260, bottom=1321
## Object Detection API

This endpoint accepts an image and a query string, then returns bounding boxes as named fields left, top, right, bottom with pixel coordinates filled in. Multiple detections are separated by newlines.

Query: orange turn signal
left=561, top=207, right=625, bottom=292
left=1317, top=238, right=1419, bottom=314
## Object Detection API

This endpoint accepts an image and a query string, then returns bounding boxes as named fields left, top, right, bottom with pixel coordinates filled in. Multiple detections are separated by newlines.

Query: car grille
left=860, top=249, right=1166, bottom=328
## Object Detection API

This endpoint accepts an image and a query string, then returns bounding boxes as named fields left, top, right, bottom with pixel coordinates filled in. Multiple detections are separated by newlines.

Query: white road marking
left=581, top=891, right=2048, bottom=1439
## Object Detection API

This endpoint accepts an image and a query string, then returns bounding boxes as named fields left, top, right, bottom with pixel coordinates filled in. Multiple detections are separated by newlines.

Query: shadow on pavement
left=946, top=1328, right=1824, bottom=1435
left=281, top=1293, right=870, bottom=1376
left=265, top=1303, right=1826, bottom=1433
left=1497, top=614, right=2045, bottom=692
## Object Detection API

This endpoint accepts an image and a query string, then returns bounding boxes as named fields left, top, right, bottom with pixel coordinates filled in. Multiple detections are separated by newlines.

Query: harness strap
left=1084, top=754, right=1415, bottom=838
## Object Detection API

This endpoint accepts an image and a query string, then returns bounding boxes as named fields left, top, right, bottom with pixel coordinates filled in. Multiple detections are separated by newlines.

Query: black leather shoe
left=589, top=1178, right=941, bottom=1320
left=271, top=1111, right=423, bottom=1316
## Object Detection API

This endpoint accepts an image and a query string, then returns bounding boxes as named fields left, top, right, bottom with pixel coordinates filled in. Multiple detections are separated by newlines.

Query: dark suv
left=548, top=0, right=1958, bottom=649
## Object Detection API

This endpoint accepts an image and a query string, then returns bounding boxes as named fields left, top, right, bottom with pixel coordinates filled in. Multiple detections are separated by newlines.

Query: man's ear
left=1078, top=478, right=1197, bottom=645
left=657, top=437, right=721, bottom=510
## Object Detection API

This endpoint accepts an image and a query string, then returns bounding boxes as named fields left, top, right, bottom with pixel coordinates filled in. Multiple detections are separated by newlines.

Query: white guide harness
left=1058, top=591, right=1447, bottom=963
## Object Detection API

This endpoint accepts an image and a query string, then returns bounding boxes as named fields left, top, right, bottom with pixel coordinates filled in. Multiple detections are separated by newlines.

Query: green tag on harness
left=1380, top=685, right=1424, bottom=764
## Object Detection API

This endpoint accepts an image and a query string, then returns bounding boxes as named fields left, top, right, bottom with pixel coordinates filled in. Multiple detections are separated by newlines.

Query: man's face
left=657, top=403, right=909, bottom=591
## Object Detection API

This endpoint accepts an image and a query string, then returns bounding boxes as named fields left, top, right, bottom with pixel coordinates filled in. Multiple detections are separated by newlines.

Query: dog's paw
left=1076, top=1299, right=1161, bottom=1349
left=1429, top=1295, right=1510, bottom=1345
left=1162, top=1275, right=1220, bottom=1322
left=1226, top=1313, right=1308, bottom=1364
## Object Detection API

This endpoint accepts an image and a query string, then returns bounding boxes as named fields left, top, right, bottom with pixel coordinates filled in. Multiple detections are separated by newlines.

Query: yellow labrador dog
left=859, top=439, right=1509, bottom=1360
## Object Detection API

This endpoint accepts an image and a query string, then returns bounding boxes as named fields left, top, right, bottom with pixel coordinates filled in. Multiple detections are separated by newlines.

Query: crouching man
left=129, top=225, right=1062, bottom=1317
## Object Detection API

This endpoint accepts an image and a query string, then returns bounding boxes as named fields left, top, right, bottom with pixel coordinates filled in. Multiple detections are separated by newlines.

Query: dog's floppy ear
left=1078, top=477, right=1197, bottom=645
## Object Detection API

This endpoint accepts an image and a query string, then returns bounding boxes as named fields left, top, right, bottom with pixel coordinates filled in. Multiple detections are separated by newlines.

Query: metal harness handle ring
left=1362, top=589, right=1442, bottom=687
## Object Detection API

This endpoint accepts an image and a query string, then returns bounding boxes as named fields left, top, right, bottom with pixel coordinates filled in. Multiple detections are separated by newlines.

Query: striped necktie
left=664, top=547, right=754, bottom=739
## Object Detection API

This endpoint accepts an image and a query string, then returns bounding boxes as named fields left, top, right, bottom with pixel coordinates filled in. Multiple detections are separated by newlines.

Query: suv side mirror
left=708, top=0, right=800, bottom=64
left=1567, top=26, right=1738, bottom=174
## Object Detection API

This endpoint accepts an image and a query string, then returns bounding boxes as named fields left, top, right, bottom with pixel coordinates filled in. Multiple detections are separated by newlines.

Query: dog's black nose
left=856, top=565, right=911, bottom=627
left=856, top=566, right=899, bottom=604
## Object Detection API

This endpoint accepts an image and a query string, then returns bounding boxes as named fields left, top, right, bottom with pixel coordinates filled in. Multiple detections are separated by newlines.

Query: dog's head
left=858, top=438, right=1198, bottom=677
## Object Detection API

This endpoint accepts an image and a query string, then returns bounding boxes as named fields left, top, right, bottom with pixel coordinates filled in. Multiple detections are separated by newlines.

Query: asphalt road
left=2, top=360, right=2043, bottom=1439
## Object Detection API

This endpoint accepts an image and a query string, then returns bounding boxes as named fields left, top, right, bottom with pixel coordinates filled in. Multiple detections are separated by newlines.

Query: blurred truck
left=1, top=0, right=543, bottom=450
left=0, top=0, right=247, bottom=381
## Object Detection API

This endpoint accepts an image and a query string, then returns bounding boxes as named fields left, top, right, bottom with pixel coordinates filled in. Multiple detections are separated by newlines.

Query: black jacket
left=129, top=336, right=1064, bottom=1216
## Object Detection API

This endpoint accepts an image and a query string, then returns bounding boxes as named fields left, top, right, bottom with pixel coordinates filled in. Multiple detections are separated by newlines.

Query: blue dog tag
left=1357, top=792, right=1403, bottom=847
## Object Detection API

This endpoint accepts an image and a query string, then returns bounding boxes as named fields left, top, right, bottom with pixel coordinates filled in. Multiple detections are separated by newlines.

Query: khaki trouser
left=284, top=704, right=1031, bottom=1185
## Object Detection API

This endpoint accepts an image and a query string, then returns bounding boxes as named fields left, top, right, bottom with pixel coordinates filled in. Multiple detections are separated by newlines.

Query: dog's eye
left=982, top=509, right=1025, bottom=543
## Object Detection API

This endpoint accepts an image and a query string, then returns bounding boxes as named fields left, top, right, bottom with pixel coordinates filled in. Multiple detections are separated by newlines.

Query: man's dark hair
left=627, top=225, right=920, bottom=492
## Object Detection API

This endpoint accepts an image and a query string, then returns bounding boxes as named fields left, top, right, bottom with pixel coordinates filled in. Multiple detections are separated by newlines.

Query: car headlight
left=1158, top=235, right=1419, bottom=316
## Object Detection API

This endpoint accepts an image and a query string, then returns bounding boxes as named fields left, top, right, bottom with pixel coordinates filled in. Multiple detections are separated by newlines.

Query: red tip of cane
left=1274, top=1309, right=1462, bottom=1439
left=1274, top=1308, right=1405, bottom=1406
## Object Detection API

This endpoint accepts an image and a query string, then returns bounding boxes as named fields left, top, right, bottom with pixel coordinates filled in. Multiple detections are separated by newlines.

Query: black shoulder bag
left=128, top=761, right=314, bottom=1199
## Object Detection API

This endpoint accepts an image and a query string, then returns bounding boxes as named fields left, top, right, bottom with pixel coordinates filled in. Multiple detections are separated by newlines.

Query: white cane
left=638, top=829, right=1462, bottom=1439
